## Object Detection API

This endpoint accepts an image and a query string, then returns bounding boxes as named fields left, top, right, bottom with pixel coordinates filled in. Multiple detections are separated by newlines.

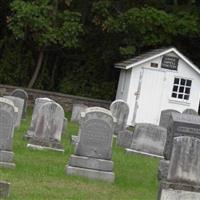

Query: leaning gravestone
left=66, top=107, right=115, bottom=182
left=110, top=99, right=129, bottom=134
left=158, top=136, right=200, bottom=200
left=4, top=96, right=24, bottom=127
left=182, top=108, right=198, bottom=115
left=26, top=97, right=53, bottom=139
left=71, top=104, right=88, bottom=123
left=0, top=181, right=10, bottom=198
left=126, top=123, right=167, bottom=158
left=27, top=102, right=65, bottom=152
left=159, top=109, right=180, bottom=129
left=11, top=88, right=28, bottom=118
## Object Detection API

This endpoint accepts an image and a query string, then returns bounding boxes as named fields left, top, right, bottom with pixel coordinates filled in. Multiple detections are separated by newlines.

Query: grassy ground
left=0, top=108, right=159, bottom=200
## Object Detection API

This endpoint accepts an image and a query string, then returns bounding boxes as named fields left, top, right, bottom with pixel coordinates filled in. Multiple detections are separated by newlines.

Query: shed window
left=171, top=77, right=192, bottom=100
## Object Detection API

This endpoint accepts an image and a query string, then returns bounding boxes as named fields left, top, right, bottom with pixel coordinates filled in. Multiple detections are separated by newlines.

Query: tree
left=8, top=0, right=83, bottom=88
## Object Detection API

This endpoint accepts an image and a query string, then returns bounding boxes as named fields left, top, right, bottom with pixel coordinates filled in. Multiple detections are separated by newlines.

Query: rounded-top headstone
left=182, top=109, right=198, bottom=115
left=11, top=88, right=28, bottom=118
left=71, top=104, right=88, bottom=123
left=110, top=99, right=129, bottom=134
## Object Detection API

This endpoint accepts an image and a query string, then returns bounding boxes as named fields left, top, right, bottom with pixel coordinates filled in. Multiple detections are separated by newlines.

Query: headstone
left=0, top=109, right=15, bottom=168
left=158, top=136, right=200, bottom=200
left=25, top=97, right=53, bottom=139
left=126, top=123, right=167, bottom=158
left=27, top=102, right=65, bottom=152
left=164, top=113, right=200, bottom=160
left=11, top=88, right=28, bottom=118
left=159, top=109, right=180, bottom=129
left=0, top=181, right=10, bottom=198
left=110, top=99, right=129, bottom=134
left=71, top=104, right=88, bottom=123
left=4, top=96, right=24, bottom=127
left=62, top=117, right=68, bottom=134
left=117, top=129, right=133, bottom=148
left=66, top=107, right=115, bottom=182
left=182, top=108, right=198, bottom=115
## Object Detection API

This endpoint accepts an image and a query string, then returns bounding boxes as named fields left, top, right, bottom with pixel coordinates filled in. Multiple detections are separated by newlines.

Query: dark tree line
left=0, top=0, right=200, bottom=100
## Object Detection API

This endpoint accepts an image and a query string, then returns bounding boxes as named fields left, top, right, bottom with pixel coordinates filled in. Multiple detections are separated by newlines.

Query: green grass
left=0, top=108, right=159, bottom=200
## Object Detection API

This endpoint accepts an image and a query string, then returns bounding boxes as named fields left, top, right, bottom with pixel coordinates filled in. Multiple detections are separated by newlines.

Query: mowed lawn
left=1, top=107, right=159, bottom=200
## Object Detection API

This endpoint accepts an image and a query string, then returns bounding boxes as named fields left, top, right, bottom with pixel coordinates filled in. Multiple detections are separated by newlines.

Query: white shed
left=115, top=47, right=200, bottom=126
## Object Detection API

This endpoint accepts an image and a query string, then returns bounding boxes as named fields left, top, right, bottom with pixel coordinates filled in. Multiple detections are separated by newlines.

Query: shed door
left=135, top=68, right=165, bottom=124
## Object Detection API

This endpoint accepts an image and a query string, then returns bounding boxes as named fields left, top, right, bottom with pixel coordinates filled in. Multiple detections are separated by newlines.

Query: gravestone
left=126, top=123, right=167, bottom=158
left=26, top=97, right=53, bottom=139
left=159, top=109, right=180, bottom=129
left=110, top=99, right=129, bottom=134
left=117, top=129, right=133, bottom=148
left=71, top=104, right=88, bottom=123
left=182, top=108, right=198, bottom=115
left=4, top=96, right=24, bottom=127
left=0, top=109, right=15, bottom=168
left=27, top=102, right=65, bottom=152
left=158, top=136, right=200, bottom=200
left=66, top=107, right=115, bottom=182
left=62, top=117, right=68, bottom=134
left=164, top=112, right=200, bottom=160
left=0, top=181, right=10, bottom=198
left=11, top=88, right=28, bottom=118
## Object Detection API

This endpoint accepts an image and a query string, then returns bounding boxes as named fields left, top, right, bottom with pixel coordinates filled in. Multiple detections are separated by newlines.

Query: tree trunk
left=28, top=49, right=44, bottom=88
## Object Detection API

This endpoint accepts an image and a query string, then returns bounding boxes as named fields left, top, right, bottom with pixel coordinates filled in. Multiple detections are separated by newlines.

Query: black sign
left=161, top=56, right=179, bottom=70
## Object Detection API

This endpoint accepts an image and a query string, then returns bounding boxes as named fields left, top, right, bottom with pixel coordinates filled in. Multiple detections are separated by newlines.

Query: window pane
left=184, top=95, right=189, bottom=100
left=173, top=86, right=178, bottom=92
left=180, top=79, right=186, bottom=85
left=178, top=94, right=183, bottom=99
left=186, top=80, right=192, bottom=86
left=179, top=86, right=184, bottom=93
left=172, top=93, right=177, bottom=98
left=185, top=87, right=190, bottom=94
left=174, top=78, right=179, bottom=84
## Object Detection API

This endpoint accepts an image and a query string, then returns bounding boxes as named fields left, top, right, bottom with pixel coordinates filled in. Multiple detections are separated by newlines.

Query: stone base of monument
left=157, top=159, right=170, bottom=181
left=126, top=148, right=164, bottom=159
left=0, top=151, right=15, bottom=168
left=0, top=181, right=10, bottom=198
left=66, top=155, right=115, bottom=182
left=117, top=130, right=133, bottom=148
left=27, top=137, right=64, bottom=152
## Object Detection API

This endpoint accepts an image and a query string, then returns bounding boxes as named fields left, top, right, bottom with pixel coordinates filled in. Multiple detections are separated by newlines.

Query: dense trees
left=1, top=0, right=200, bottom=99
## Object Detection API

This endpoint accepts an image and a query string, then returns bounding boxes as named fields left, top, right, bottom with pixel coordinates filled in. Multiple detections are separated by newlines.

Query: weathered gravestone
left=110, top=99, right=129, bottom=134
left=182, top=108, right=198, bottom=115
left=27, top=102, right=65, bottom=152
left=71, top=104, right=88, bottom=123
left=66, top=107, right=115, bottom=182
left=11, top=88, right=28, bottom=118
left=25, top=97, right=53, bottom=139
left=0, top=181, right=10, bottom=198
left=126, top=123, right=167, bottom=158
left=159, top=109, right=180, bottom=129
left=117, top=128, right=134, bottom=148
left=158, top=136, right=200, bottom=200
left=4, top=96, right=24, bottom=127
left=0, top=109, right=15, bottom=168
left=164, top=112, right=200, bottom=160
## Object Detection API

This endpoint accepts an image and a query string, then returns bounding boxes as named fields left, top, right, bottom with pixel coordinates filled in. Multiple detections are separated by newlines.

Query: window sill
left=168, top=99, right=190, bottom=106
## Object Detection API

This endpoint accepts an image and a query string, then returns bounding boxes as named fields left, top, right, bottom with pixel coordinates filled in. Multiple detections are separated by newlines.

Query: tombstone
left=62, top=117, right=68, bottom=134
left=126, top=123, right=167, bottom=158
left=25, top=97, right=53, bottom=139
left=110, top=99, right=129, bottom=134
left=71, top=104, right=88, bottom=123
left=11, top=88, right=28, bottom=118
left=182, top=108, right=198, bottom=115
left=158, top=136, right=200, bottom=200
left=0, top=181, right=10, bottom=198
left=116, top=129, right=133, bottom=148
left=0, top=109, right=15, bottom=168
left=164, top=112, right=200, bottom=160
left=159, top=109, right=180, bottom=129
left=66, top=107, right=115, bottom=182
left=4, top=96, right=24, bottom=127
left=27, top=102, right=65, bottom=152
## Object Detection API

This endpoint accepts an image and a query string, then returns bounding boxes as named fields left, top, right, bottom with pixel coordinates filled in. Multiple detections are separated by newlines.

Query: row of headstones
left=0, top=88, right=28, bottom=199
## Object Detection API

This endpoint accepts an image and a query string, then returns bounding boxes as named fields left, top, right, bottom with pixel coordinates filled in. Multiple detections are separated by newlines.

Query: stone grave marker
left=11, top=88, right=28, bottom=118
left=117, top=129, right=134, bottom=148
left=71, top=104, right=88, bottom=123
left=4, top=96, right=24, bottom=127
left=110, top=99, right=129, bottom=134
left=126, top=123, right=167, bottom=158
left=27, top=102, right=65, bottom=152
left=159, top=109, right=180, bottom=129
left=0, top=181, right=10, bottom=198
left=182, top=108, right=198, bottom=115
left=66, top=107, right=115, bottom=182
left=26, top=97, right=53, bottom=139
